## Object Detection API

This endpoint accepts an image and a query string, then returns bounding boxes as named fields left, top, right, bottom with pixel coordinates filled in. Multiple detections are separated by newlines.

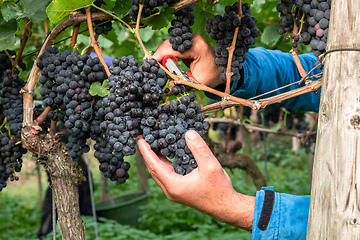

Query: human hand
left=138, top=130, right=255, bottom=230
left=152, top=34, right=223, bottom=88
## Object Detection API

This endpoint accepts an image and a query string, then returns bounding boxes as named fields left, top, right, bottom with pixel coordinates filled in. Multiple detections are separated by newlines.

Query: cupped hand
left=152, top=34, right=223, bottom=88
left=138, top=130, right=255, bottom=230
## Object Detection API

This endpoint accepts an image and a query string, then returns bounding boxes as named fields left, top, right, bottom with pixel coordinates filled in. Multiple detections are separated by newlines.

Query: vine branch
left=205, top=117, right=317, bottom=139
left=70, top=24, right=80, bottom=48
left=34, top=106, right=51, bottom=125
left=290, top=15, right=307, bottom=78
left=86, top=8, right=111, bottom=77
left=225, top=27, right=239, bottom=95
left=12, top=18, right=33, bottom=75
left=135, top=4, right=151, bottom=59
left=201, top=79, right=322, bottom=112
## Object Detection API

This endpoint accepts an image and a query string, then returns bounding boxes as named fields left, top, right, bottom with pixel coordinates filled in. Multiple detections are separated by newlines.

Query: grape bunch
left=168, top=4, right=195, bottom=53
left=0, top=51, right=27, bottom=137
left=142, top=93, right=209, bottom=175
left=276, top=0, right=331, bottom=57
left=92, top=56, right=167, bottom=183
left=205, top=2, right=260, bottom=82
left=0, top=70, right=25, bottom=136
left=0, top=129, right=27, bottom=191
left=37, top=46, right=107, bottom=161
left=0, top=50, right=26, bottom=77
left=129, top=1, right=195, bottom=53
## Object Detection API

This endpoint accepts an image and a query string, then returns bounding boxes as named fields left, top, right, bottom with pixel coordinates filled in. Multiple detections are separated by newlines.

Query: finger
left=185, top=130, right=221, bottom=169
left=153, top=41, right=193, bottom=62
left=137, top=138, right=171, bottom=191
left=137, top=138, right=176, bottom=179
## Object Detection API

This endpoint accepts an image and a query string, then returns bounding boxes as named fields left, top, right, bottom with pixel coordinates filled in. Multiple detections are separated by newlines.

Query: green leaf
left=1, top=2, right=25, bottom=21
left=0, top=20, right=18, bottom=51
left=20, top=0, right=52, bottom=23
left=89, top=80, right=109, bottom=97
left=192, top=1, right=216, bottom=44
left=111, top=0, right=132, bottom=17
left=139, top=28, right=154, bottom=43
left=260, top=24, right=281, bottom=47
left=142, top=6, right=176, bottom=30
left=46, top=0, right=94, bottom=24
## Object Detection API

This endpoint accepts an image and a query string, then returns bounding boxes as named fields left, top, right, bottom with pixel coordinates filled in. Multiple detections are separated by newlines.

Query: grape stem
left=290, top=15, right=307, bottom=78
left=34, top=106, right=51, bottom=125
left=86, top=8, right=111, bottom=77
left=12, top=18, right=33, bottom=75
left=224, top=0, right=242, bottom=96
left=224, top=27, right=239, bottom=96
left=134, top=4, right=152, bottom=60
left=70, top=24, right=80, bottom=48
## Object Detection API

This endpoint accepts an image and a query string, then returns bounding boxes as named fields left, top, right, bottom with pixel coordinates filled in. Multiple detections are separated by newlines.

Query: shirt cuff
left=252, top=187, right=311, bottom=240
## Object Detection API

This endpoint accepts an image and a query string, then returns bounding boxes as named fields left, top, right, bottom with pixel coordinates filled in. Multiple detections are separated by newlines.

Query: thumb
left=185, top=130, right=220, bottom=169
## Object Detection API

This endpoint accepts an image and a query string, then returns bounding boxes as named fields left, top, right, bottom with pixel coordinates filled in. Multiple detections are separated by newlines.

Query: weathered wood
left=21, top=127, right=86, bottom=240
left=307, top=0, right=360, bottom=238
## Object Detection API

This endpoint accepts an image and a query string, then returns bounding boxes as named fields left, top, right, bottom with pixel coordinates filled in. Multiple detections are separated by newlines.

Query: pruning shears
left=161, top=55, right=198, bottom=84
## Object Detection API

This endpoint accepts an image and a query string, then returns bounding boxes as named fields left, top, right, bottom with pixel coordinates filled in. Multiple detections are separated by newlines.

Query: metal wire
left=87, top=156, right=99, bottom=240
left=52, top=189, right=56, bottom=240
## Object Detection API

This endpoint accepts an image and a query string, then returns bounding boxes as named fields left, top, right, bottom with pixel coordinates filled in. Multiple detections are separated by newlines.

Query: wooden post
left=306, top=0, right=360, bottom=238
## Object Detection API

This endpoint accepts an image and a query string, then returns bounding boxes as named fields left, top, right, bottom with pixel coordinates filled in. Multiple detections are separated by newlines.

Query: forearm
left=203, top=192, right=255, bottom=231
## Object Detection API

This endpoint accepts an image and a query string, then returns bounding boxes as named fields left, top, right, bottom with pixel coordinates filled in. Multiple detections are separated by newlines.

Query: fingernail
left=185, top=130, right=198, bottom=141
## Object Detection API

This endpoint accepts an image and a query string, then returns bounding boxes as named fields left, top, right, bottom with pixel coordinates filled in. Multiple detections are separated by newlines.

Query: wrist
left=207, top=191, right=255, bottom=231
left=225, top=192, right=255, bottom=230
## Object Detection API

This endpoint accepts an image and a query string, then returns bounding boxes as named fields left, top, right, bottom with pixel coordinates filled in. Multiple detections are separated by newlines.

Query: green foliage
left=110, top=1, right=132, bottom=18
left=142, top=6, right=176, bottom=30
left=89, top=80, right=110, bottom=97
left=1, top=2, right=25, bottom=21
left=46, top=0, right=93, bottom=23
left=0, top=193, right=42, bottom=239
left=21, top=0, right=52, bottom=23
left=0, top=19, right=18, bottom=51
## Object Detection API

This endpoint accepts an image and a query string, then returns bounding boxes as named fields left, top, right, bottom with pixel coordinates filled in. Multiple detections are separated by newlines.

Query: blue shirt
left=206, top=47, right=322, bottom=112
left=205, top=47, right=319, bottom=239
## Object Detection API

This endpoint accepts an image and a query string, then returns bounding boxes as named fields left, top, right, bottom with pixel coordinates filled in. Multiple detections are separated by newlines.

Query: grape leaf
left=46, top=0, right=94, bottom=24
left=0, top=20, right=18, bottom=51
left=192, top=1, right=216, bottom=44
left=260, top=24, right=281, bottom=47
left=139, top=28, right=154, bottom=43
left=111, top=1, right=132, bottom=17
left=1, top=2, right=25, bottom=21
left=142, top=6, right=176, bottom=30
left=20, top=0, right=52, bottom=23
left=89, top=80, right=109, bottom=97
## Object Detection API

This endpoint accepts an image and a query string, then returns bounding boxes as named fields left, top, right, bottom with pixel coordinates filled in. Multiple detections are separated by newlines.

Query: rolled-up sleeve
left=252, top=187, right=310, bottom=240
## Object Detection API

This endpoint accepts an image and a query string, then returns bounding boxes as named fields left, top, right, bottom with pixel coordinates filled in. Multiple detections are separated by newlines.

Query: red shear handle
left=161, top=55, right=178, bottom=67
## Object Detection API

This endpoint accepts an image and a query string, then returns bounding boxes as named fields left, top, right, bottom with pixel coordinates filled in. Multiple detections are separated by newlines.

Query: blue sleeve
left=252, top=187, right=310, bottom=240
left=90, top=52, right=113, bottom=67
left=206, top=47, right=322, bottom=112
